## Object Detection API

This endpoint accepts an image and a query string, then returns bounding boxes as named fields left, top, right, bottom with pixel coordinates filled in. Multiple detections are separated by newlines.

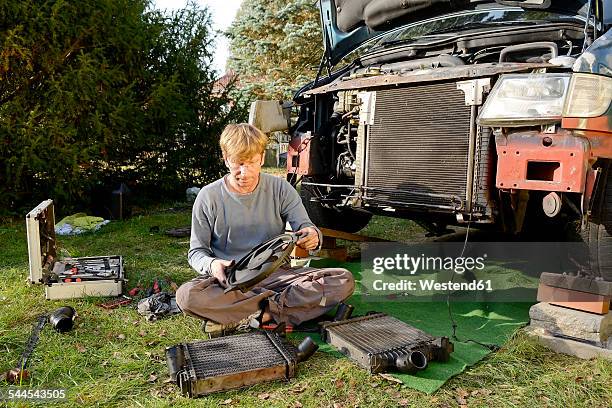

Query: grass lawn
left=1, top=191, right=611, bottom=407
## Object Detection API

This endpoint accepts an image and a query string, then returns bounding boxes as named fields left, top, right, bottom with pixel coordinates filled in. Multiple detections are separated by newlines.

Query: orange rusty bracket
left=286, top=132, right=313, bottom=175
left=562, top=115, right=611, bottom=136
left=495, top=130, right=590, bottom=193
left=562, top=116, right=612, bottom=159
left=583, top=166, right=600, bottom=215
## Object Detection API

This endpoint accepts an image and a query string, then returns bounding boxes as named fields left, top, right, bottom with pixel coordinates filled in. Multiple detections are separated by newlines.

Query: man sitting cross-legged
left=176, top=123, right=355, bottom=336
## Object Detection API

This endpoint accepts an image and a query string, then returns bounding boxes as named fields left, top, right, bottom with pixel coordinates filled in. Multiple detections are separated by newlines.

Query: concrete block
left=525, top=326, right=612, bottom=361
left=529, top=302, right=612, bottom=343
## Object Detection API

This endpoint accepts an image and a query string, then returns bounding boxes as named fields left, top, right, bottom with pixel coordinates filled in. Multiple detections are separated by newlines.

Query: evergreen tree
left=0, top=0, right=246, bottom=214
left=227, top=0, right=323, bottom=100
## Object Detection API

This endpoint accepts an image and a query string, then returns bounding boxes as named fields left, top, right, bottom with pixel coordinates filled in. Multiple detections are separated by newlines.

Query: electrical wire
left=445, top=192, right=500, bottom=352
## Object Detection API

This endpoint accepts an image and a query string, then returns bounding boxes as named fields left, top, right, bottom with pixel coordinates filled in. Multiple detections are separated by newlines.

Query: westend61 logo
left=362, top=242, right=578, bottom=301
left=372, top=253, right=487, bottom=275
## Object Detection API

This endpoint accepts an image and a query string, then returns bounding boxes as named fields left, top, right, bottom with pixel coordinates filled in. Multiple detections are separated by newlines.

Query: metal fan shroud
left=225, top=233, right=298, bottom=293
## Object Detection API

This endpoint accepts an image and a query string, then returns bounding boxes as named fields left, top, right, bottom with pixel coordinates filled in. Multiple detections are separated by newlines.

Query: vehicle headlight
left=563, top=73, right=612, bottom=118
left=478, top=74, right=571, bottom=127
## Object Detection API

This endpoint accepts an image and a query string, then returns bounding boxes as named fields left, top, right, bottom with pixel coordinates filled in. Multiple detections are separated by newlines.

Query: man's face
left=224, top=153, right=264, bottom=190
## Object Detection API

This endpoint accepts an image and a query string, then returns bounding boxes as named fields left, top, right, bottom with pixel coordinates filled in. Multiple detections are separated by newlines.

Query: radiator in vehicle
left=365, top=81, right=492, bottom=214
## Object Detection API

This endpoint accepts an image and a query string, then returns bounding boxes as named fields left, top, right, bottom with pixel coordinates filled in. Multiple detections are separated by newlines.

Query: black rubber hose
left=49, top=306, right=76, bottom=333
left=296, top=337, right=319, bottom=362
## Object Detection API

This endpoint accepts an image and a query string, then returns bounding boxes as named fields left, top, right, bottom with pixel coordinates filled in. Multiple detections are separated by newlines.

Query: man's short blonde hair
left=219, top=123, right=268, bottom=161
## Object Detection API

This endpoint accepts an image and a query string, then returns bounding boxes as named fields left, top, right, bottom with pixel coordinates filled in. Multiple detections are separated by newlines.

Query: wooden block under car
left=537, top=283, right=610, bottom=315
left=318, top=247, right=348, bottom=262
left=539, top=272, right=612, bottom=297
left=291, top=245, right=310, bottom=259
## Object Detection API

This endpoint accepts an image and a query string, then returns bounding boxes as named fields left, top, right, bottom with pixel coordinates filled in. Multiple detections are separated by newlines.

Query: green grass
left=1, top=205, right=611, bottom=407
left=261, top=166, right=287, bottom=178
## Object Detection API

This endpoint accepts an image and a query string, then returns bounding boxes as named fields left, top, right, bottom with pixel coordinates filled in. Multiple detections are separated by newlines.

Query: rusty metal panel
left=495, top=130, right=590, bottom=192
left=473, top=125, right=496, bottom=216
left=167, top=331, right=299, bottom=397
left=287, top=132, right=316, bottom=175
left=305, top=62, right=551, bottom=95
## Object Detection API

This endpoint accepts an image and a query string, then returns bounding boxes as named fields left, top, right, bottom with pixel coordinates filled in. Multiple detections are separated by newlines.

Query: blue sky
left=153, top=0, right=242, bottom=74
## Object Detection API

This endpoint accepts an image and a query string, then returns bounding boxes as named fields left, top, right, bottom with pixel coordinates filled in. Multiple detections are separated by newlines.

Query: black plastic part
left=165, top=345, right=186, bottom=382
left=296, top=337, right=319, bottom=362
left=49, top=306, right=75, bottom=332
left=499, top=41, right=558, bottom=62
left=435, top=337, right=453, bottom=362
left=394, top=350, right=428, bottom=373
left=333, top=302, right=354, bottom=321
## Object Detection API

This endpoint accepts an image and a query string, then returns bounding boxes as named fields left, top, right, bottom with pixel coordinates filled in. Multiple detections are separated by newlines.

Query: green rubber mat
left=292, top=259, right=533, bottom=394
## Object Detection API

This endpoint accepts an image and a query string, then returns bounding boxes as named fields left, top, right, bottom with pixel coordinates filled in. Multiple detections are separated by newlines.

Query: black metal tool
left=2, top=315, right=47, bottom=383
left=2, top=306, right=76, bottom=384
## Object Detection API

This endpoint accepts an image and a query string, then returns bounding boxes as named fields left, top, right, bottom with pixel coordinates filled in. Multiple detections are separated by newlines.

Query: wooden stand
left=291, top=227, right=389, bottom=262
left=537, top=283, right=610, bottom=315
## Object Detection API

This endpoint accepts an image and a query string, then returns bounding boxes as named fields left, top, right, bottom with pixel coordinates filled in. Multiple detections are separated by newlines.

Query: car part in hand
left=224, top=233, right=298, bottom=293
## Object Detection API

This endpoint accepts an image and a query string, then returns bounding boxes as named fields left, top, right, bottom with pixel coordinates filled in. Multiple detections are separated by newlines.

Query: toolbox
left=26, top=199, right=124, bottom=300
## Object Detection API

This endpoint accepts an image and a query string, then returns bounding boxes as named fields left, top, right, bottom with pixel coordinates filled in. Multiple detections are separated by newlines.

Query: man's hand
left=296, top=227, right=319, bottom=250
left=210, top=259, right=233, bottom=288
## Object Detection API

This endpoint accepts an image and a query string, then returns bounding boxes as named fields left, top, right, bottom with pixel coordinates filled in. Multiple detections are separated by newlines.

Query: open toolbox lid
left=26, top=199, right=57, bottom=284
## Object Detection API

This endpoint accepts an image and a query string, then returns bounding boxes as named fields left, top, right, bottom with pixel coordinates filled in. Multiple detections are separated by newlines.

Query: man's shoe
left=201, top=320, right=240, bottom=338
left=201, top=311, right=261, bottom=338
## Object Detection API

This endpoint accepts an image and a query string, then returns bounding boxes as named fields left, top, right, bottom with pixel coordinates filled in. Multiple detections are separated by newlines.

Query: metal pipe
left=333, top=302, right=354, bottom=321
left=363, top=197, right=461, bottom=211
left=394, top=350, right=428, bottom=373
left=465, top=105, right=478, bottom=213
left=409, top=350, right=428, bottom=370
left=49, top=306, right=76, bottom=333
left=302, top=181, right=463, bottom=203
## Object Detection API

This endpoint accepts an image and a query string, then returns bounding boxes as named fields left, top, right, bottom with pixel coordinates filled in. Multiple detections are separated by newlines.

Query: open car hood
left=320, top=0, right=592, bottom=65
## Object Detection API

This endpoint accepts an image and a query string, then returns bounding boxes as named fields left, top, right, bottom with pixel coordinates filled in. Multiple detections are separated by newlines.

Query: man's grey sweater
left=188, top=173, right=319, bottom=275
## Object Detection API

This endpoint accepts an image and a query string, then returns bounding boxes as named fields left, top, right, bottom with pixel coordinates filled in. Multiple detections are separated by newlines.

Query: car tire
left=299, top=177, right=372, bottom=233
left=580, top=161, right=612, bottom=281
